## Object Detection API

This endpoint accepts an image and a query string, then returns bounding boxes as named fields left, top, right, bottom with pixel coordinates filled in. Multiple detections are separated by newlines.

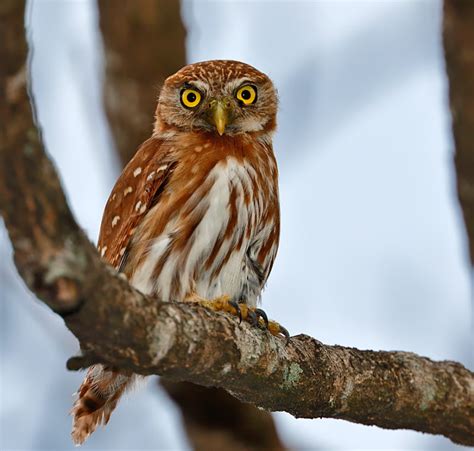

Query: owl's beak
left=210, top=99, right=230, bottom=136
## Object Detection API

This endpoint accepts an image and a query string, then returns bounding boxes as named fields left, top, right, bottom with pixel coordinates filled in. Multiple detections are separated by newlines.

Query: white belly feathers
left=130, top=157, right=261, bottom=306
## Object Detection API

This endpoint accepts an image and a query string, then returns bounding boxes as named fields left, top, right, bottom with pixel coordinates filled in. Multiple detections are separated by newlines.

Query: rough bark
left=97, top=2, right=285, bottom=449
left=98, top=0, right=187, bottom=165
left=443, top=0, right=474, bottom=265
left=1, top=1, right=474, bottom=448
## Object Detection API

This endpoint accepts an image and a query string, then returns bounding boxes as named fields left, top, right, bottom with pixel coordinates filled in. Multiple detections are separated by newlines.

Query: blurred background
left=1, top=0, right=473, bottom=449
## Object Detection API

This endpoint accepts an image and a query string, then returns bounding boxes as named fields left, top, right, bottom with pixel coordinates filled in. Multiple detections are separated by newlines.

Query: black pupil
left=187, top=92, right=196, bottom=103
left=241, top=89, right=251, bottom=100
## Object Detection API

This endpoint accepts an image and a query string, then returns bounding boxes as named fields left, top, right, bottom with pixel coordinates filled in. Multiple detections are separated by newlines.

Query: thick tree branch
left=2, top=81, right=473, bottom=450
left=1, top=1, right=473, bottom=448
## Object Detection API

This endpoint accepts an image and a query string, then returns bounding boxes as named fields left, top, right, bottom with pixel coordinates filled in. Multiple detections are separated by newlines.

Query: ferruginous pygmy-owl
left=71, top=60, right=286, bottom=444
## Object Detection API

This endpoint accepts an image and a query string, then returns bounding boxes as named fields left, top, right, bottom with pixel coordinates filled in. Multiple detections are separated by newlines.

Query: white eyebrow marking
left=227, top=77, right=254, bottom=92
left=189, top=80, right=209, bottom=93
left=133, top=167, right=142, bottom=177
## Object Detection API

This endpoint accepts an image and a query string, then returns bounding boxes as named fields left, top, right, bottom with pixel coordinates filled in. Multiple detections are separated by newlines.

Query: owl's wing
left=97, top=137, right=175, bottom=270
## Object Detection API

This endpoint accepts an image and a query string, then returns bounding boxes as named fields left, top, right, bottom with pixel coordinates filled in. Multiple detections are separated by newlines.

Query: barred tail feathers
left=71, top=365, right=134, bottom=445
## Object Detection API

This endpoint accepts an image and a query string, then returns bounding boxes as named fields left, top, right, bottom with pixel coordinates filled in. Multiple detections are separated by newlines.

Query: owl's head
left=154, top=60, right=277, bottom=137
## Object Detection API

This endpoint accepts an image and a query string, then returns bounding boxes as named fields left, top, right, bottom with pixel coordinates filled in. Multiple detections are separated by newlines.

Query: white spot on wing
left=112, top=216, right=120, bottom=227
left=133, top=167, right=142, bottom=177
left=157, top=164, right=168, bottom=172
left=124, top=186, right=133, bottom=196
left=147, top=171, right=156, bottom=181
left=101, top=246, right=107, bottom=257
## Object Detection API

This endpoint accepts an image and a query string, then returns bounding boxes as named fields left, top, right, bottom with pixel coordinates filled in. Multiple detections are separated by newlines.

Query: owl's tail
left=71, top=365, right=135, bottom=445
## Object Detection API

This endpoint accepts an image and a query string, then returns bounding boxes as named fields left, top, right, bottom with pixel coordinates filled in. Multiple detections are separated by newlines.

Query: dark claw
left=247, top=309, right=258, bottom=327
left=229, top=299, right=242, bottom=322
left=280, top=325, right=290, bottom=344
left=255, top=308, right=269, bottom=328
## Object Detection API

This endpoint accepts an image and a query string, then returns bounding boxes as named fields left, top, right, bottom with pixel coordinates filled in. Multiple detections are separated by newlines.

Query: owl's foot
left=185, top=293, right=238, bottom=316
left=237, top=303, right=290, bottom=341
left=185, top=293, right=289, bottom=341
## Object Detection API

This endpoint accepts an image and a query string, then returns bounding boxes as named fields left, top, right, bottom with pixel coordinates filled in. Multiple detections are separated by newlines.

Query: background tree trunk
left=97, top=1, right=286, bottom=449
left=161, top=380, right=285, bottom=451
left=443, top=0, right=474, bottom=265
left=98, top=0, right=186, bottom=165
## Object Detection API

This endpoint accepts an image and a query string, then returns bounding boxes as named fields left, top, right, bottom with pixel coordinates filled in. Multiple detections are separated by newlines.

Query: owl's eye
left=236, top=85, right=257, bottom=105
left=181, top=88, right=202, bottom=108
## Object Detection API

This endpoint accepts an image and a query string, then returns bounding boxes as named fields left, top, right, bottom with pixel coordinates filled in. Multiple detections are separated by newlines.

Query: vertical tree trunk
left=162, top=380, right=285, bottom=451
left=98, top=0, right=186, bottom=165
left=443, top=0, right=474, bottom=265
left=97, top=1, right=286, bottom=449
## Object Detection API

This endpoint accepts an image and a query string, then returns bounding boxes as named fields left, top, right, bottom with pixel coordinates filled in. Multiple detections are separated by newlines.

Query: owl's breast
left=127, top=154, right=269, bottom=303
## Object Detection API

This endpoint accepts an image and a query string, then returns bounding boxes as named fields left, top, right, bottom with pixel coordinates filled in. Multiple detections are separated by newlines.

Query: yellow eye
left=236, top=85, right=257, bottom=105
left=181, top=88, right=202, bottom=108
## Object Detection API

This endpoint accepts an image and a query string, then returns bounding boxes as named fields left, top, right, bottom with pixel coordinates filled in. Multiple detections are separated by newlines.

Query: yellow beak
left=211, top=100, right=229, bottom=136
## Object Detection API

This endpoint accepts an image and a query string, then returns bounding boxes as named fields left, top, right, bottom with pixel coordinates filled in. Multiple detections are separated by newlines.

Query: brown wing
left=97, top=137, right=174, bottom=270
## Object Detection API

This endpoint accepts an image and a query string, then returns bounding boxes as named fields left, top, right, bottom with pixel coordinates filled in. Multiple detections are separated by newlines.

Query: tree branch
left=1, top=1, right=473, bottom=448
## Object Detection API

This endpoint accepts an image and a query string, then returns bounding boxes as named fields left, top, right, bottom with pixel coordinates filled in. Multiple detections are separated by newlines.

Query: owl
left=71, top=60, right=286, bottom=444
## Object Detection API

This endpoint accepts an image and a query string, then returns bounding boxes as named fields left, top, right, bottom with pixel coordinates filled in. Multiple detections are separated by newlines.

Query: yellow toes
left=267, top=320, right=290, bottom=340
left=186, top=294, right=237, bottom=315
left=185, top=293, right=290, bottom=341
